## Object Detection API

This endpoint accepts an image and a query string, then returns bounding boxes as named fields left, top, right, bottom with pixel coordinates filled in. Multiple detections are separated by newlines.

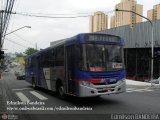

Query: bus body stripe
left=74, top=79, right=102, bottom=83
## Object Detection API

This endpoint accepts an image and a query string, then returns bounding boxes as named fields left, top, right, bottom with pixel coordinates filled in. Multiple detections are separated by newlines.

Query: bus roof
left=26, top=33, right=123, bottom=58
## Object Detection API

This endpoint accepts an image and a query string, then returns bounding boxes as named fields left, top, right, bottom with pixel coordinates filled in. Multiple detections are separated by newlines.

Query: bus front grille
left=93, top=83, right=106, bottom=85
left=93, top=81, right=118, bottom=85
left=91, top=74, right=119, bottom=79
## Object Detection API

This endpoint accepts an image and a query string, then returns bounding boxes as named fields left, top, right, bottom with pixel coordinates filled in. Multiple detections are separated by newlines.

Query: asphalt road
left=1, top=69, right=160, bottom=120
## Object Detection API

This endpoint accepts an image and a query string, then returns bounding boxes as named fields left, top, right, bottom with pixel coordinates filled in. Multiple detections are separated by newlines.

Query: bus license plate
left=112, top=63, right=123, bottom=68
left=103, top=87, right=111, bottom=90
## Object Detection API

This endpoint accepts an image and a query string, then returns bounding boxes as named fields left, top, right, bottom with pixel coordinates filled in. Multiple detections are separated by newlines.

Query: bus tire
left=95, top=95, right=101, bottom=98
left=58, top=83, right=66, bottom=99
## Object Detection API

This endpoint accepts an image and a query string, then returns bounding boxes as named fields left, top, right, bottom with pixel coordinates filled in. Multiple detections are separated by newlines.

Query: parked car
left=14, top=71, right=20, bottom=76
left=17, top=74, right=25, bottom=80
left=149, top=79, right=159, bottom=84
left=4, top=69, right=9, bottom=72
left=16, top=71, right=25, bottom=80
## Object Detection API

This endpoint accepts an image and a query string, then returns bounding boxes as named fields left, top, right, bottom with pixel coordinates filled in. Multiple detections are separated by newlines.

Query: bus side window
left=55, top=46, right=64, bottom=66
left=40, top=54, right=46, bottom=68
left=43, top=53, right=50, bottom=67
left=51, top=49, right=55, bottom=67
left=28, top=58, right=32, bottom=68
left=25, top=59, right=28, bottom=68
left=40, top=55, right=44, bottom=67
left=36, top=56, right=40, bottom=68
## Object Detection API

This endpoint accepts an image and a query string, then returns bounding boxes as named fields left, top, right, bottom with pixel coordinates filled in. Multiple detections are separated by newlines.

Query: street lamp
left=115, top=9, right=154, bottom=85
left=1, top=25, right=31, bottom=52
left=3, top=26, right=31, bottom=37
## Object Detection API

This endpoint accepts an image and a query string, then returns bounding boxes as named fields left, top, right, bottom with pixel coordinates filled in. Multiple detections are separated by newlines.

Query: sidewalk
left=0, top=75, right=16, bottom=115
left=0, top=80, right=7, bottom=114
left=126, top=79, right=160, bottom=89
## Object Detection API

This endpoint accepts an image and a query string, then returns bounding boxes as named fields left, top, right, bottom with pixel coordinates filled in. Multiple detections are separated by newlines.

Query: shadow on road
left=65, top=96, right=122, bottom=107
left=34, top=86, right=123, bottom=107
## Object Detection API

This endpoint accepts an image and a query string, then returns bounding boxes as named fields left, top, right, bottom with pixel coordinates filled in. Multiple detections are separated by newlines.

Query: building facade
left=147, top=4, right=160, bottom=20
left=111, top=0, right=143, bottom=28
left=110, top=16, right=115, bottom=28
left=89, top=11, right=108, bottom=32
left=100, top=20, right=160, bottom=81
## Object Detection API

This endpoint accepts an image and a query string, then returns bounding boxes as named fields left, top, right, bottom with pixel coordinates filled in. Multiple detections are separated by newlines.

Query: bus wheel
left=58, top=84, right=65, bottom=99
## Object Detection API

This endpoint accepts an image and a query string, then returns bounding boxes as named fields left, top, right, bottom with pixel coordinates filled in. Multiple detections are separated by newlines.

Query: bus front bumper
left=78, top=79, right=126, bottom=97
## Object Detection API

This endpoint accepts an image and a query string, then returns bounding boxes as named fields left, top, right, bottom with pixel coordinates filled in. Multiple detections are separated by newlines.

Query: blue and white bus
left=25, top=33, right=126, bottom=98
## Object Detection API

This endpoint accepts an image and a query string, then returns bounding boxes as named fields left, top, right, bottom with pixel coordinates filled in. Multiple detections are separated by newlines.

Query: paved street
left=0, top=70, right=160, bottom=120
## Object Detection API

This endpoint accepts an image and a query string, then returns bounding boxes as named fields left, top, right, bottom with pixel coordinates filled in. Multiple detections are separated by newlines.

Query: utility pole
left=0, top=10, right=4, bottom=51
left=0, top=10, right=4, bottom=74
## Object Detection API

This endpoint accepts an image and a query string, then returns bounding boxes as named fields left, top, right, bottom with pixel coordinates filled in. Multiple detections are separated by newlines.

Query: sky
left=3, top=0, right=160, bottom=53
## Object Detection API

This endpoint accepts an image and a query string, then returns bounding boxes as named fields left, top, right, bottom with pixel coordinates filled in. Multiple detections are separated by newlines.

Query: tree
left=15, top=52, right=24, bottom=57
left=24, top=48, right=38, bottom=55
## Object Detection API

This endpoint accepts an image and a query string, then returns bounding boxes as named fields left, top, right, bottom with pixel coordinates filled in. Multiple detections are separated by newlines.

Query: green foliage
left=15, top=52, right=24, bottom=57
left=24, top=48, right=38, bottom=55
left=17, top=57, right=25, bottom=65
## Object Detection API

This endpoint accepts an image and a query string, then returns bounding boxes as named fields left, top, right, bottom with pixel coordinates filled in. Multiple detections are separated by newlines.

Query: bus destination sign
left=85, top=35, right=119, bottom=43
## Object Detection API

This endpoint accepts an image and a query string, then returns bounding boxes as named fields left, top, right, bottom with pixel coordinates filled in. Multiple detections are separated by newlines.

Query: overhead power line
left=11, top=12, right=90, bottom=18
left=14, top=12, right=91, bottom=16
left=5, top=38, right=31, bottom=48
left=12, top=33, right=35, bottom=46
left=3, top=10, right=116, bottom=20
left=12, top=33, right=41, bottom=49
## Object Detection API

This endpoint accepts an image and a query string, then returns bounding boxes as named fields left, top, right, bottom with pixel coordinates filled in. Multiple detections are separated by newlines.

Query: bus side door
left=35, top=56, right=41, bottom=86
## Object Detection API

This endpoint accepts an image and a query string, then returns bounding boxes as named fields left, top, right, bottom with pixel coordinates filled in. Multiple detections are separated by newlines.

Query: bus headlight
left=119, top=79, right=126, bottom=84
left=79, top=81, right=93, bottom=87
left=122, top=79, right=126, bottom=82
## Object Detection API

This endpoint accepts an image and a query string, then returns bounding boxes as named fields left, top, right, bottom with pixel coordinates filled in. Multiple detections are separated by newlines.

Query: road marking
left=143, top=89, right=153, bottom=91
left=127, top=88, right=136, bottom=90
left=126, top=90, right=134, bottom=92
left=16, top=92, right=30, bottom=102
left=136, top=90, right=144, bottom=92
left=12, top=88, right=32, bottom=91
left=126, top=88, right=153, bottom=93
left=30, top=91, right=48, bottom=100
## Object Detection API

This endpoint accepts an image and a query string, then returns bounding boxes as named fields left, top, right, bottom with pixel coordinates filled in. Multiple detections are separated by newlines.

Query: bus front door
left=66, top=46, right=75, bottom=94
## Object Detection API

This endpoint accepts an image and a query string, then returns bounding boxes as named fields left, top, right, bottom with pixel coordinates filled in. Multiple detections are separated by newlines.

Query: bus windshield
left=79, top=44, right=124, bottom=72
